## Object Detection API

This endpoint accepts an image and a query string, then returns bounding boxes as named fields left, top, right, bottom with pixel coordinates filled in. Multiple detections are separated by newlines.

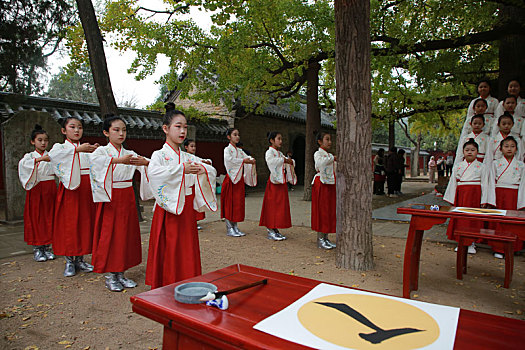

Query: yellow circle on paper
left=297, top=294, right=440, bottom=349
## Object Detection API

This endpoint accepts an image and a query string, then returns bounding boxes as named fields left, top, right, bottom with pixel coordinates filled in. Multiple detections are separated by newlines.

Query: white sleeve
left=147, top=152, right=186, bottom=215
left=18, top=153, right=38, bottom=190
left=138, top=163, right=153, bottom=200
left=518, top=165, right=525, bottom=210
left=49, top=143, right=81, bottom=190
left=243, top=162, right=257, bottom=187
left=285, top=160, right=297, bottom=185
left=481, top=164, right=495, bottom=206
left=89, top=147, right=113, bottom=202
left=443, top=166, right=458, bottom=205
left=266, top=149, right=285, bottom=184
left=491, top=102, right=504, bottom=137
left=193, top=163, right=218, bottom=213
left=224, top=147, right=246, bottom=184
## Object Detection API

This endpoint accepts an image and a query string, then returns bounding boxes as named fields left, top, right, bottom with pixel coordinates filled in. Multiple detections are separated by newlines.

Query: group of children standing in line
left=18, top=102, right=338, bottom=292
left=444, top=79, right=525, bottom=259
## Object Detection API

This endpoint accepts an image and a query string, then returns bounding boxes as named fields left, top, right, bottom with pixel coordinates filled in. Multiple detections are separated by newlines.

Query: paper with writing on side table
left=452, top=207, right=507, bottom=216
left=254, top=283, right=459, bottom=350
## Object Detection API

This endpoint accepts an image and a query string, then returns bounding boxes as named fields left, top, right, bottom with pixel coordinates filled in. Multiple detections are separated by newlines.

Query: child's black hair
left=102, top=114, right=126, bottom=132
left=463, top=138, right=479, bottom=151
left=315, top=130, right=329, bottom=143
left=498, top=111, right=514, bottom=125
left=503, top=94, right=518, bottom=104
left=267, top=131, right=281, bottom=144
left=470, top=114, right=485, bottom=124
left=507, top=78, right=521, bottom=88
left=500, top=136, right=519, bottom=150
left=162, top=103, right=186, bottom=126
left=183, top=138, right=195, bottom=149
left=60, top=116, right=83, bottom=128
left=31, top=124, right=47, bottom=141
left=473, top=98, right=488, bottom=108
left=398, top=148, right=405, bottom=155
left=226, top=128, right=238, bottom=137
left=477, top=79, right=491, bottom=88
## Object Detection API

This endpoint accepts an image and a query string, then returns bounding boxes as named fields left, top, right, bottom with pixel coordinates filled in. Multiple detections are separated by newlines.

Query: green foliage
left=65, top=0, right=508, bottom=143
left=45, top=64, right=98, bottom=103
left=0, top=0, right=76, bottom=94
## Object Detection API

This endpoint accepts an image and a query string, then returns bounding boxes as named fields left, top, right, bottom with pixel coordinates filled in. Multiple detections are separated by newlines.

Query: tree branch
left=372, top=24, right=525, bottom=56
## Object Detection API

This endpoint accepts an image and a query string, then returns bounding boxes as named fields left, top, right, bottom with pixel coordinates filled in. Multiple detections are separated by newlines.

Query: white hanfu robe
left=18, top=150, right=55, bottom=190
left=492, top=157, right=525, bottom=210
left=48, top=140, right=96, bottom=255
left=266, top=146, right=297, bottom=185
left=89, top=143, right=152, bottom=202
left=311, top=147, right=337, bottom=233
left=49, top=140, right=91, bottom=190
left=461, top=95, right=499, bottom=138
left=312, top=147, right=336, bottom=185
left=489, top=131, right=523, bottom=161
left=148, top=143, right=217, bottom=215
left=491, top=97, right=525, bottom=137
left=444, top=159, right=495, bottom=207
left=145, top=143, right=217, bottom=289
left=88, top=143, right=151, bottom=273
left=224, top=143, right=257, bottom=186
left=455, top=131, right=493, bottom=166
left=18, top=150, right=56, bottom=246
left=259, top=146, right=296, bottom=229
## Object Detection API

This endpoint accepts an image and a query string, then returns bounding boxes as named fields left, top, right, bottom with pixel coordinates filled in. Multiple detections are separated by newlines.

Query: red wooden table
left=130, top=264, right=525, bottom=349
left=397, top=204, right=525, bottom=299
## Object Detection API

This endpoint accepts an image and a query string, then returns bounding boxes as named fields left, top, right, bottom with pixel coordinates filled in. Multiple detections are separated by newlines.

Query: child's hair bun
left=34, top=124, right=43, bottom=130
left=165, top=102, right=175, bottom=112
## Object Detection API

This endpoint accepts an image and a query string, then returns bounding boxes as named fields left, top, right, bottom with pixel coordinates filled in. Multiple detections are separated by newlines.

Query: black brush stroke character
left=315, top=302, right=424, bottom=344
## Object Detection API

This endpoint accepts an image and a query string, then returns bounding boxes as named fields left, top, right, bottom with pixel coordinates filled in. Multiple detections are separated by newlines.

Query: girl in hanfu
left=146, top=108, right=217, bottom=289
left=221, top=128, right=257, bottom=237
left=49, top=117, right=99, bottom=277
left=89, top=115, right=151, bottom=292
left=18, top=125, right=57, bottom=262
left=259, top=131, right=297, bottom=241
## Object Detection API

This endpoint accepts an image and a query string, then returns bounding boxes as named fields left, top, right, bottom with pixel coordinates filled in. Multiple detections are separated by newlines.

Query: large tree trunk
left=388, top=119, right=395, bottom=149
left=303, top=61, right=322, bottom=201
left=76, top=0, right=118, bottom=116
left=76, top=0, right=143, bottom=221
left=497, top=4, right=525, bottom=98
left=334, top=0, right=374, bottom=270
left=410, top=133, right=422, bottom=177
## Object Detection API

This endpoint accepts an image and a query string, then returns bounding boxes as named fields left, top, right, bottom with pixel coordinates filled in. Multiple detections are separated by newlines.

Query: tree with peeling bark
left=335, top=0, right=374, bottom=270
left=75, top=0, right=118, bottom=116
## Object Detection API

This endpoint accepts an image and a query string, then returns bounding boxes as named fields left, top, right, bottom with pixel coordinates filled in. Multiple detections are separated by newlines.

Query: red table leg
left=402, top=215, right=447, bottom=298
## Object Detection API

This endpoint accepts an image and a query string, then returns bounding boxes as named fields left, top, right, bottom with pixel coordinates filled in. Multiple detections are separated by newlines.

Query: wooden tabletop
left=397, top=204, right=525, bottom=224
left=130, top=264, right=525, bottom=349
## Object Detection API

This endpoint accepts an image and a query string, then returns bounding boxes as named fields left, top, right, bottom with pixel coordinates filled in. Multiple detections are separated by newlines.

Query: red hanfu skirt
left=311, top=177, right=336, bottom=233
left=491, top=187, right=523, bottom=253
left=92, top=187, right=142, bottom=273
left=146, top=192, right=201, bottom=289
left=446, top=185, right=482, bottom=242
left=53, top=174, right=96, bottom=256
left=24, top=180, right=57, bottom=245
left=259, top=180, right=291, bottom=229
left=221, top=175, right=245, bottom=222
left=195, top=210, right=205, bottom=221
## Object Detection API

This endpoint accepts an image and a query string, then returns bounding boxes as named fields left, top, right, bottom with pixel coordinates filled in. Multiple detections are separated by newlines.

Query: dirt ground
left=1, top=213, right=524, bottom=350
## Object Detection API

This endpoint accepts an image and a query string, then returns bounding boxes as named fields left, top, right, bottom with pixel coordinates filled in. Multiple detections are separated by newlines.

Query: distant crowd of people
left=372, top=147, right=407, bottom=197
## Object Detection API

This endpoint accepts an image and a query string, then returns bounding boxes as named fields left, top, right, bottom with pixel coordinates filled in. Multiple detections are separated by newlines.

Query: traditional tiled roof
left=0, top=92, right=228, bottom=140
left=262, top=102, right=336, bottom=129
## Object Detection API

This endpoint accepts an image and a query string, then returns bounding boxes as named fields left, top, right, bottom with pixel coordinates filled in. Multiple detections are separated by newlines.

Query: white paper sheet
left=451, top=207, right=507, bottom=216
left=253, top=283, right=460, bottom=350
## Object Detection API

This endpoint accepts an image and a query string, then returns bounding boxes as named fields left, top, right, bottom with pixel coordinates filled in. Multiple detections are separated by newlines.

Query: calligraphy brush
left=200, top=279, right=268, bottom=301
